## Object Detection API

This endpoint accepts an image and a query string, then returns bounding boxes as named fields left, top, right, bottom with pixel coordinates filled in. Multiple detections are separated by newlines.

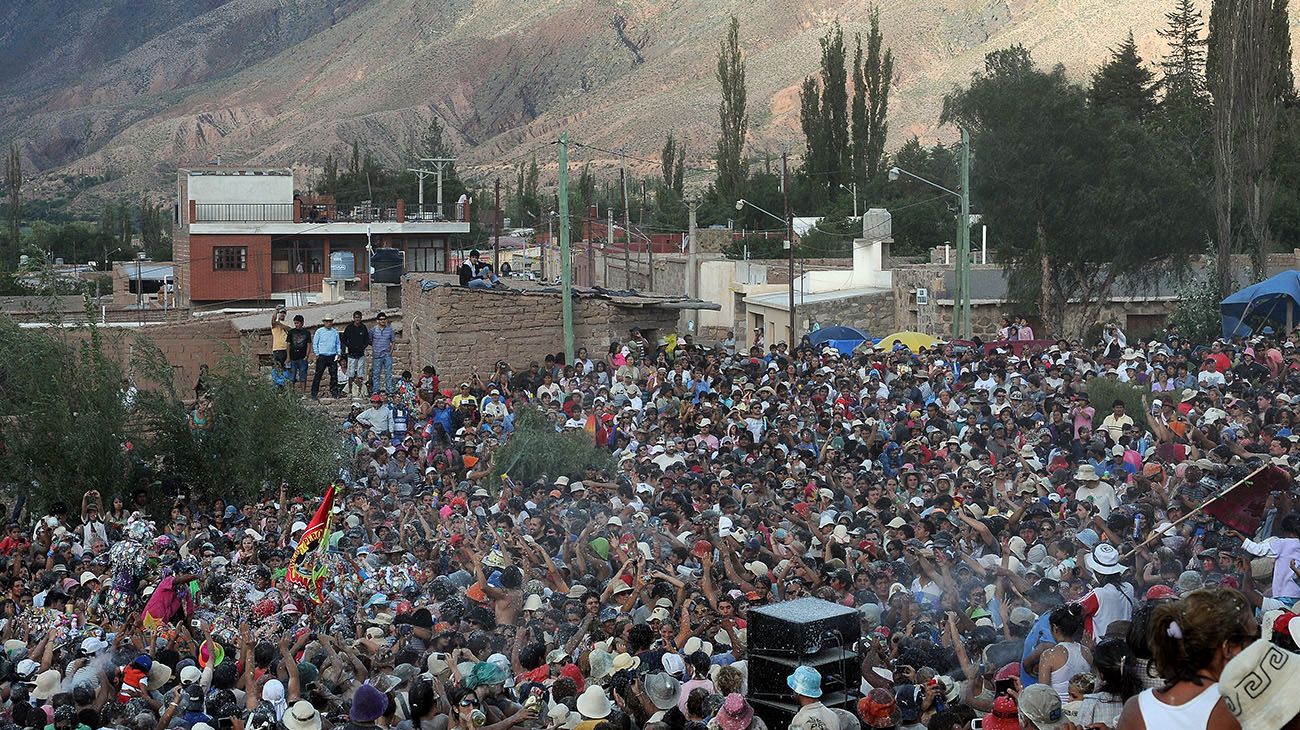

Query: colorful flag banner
left=286, top=484, right=335, bottom=603
left=1204, top=465, right=1290, bottom=535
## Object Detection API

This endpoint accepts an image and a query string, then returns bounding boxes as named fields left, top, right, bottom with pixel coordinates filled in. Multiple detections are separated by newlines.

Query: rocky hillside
left=1, top=0, right=1190, bottom=203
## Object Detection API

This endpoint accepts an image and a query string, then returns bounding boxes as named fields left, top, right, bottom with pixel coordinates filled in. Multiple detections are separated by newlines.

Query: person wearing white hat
left=1080, top=543, right=1135, bottom=642
left=1073, top=464, right=1118, bottom=519
left=575, top=685, right=612, bottom=721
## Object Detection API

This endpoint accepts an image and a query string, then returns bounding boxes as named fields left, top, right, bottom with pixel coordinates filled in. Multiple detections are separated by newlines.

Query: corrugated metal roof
left=125, top=264, right=174, bottom=281
left=745, top=286, right=890, bottom=310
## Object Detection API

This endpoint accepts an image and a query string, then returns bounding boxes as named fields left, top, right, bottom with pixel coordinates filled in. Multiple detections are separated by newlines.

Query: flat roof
left=189, top=221, right=470, bottom=236
left=745, top=285, right=890, bottom=310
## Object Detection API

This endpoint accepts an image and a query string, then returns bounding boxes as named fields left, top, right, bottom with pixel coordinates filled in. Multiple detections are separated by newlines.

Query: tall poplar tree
left=715, top=16, right=749, bottom=204
left=862, top=7, right=894, bottom=179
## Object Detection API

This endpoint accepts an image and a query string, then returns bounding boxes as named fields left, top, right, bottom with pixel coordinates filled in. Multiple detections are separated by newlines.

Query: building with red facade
left=174, top=168, right=469, bottom=307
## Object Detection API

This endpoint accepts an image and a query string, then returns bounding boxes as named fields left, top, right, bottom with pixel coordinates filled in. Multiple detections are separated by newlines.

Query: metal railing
left=194, top=202, right=295, bottom=222
left=193, top=200, right=472, bottom=224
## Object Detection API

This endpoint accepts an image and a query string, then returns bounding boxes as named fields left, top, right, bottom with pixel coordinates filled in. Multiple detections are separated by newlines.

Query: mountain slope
left=0, top=0, right=1202, bottom=203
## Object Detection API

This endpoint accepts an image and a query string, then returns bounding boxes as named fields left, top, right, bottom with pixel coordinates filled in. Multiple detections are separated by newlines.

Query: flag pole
left=1120, top=464, right=1271, bottom=560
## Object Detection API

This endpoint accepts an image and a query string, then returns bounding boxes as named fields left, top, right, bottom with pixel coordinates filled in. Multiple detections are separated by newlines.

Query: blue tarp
left=807, top=325, right=869, bottom=354
left=1221, top=270, right=1300, bottom=337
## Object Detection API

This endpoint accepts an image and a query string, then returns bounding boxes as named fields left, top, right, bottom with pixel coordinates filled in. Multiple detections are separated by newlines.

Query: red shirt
left=517, top=662, right=584, bottom=692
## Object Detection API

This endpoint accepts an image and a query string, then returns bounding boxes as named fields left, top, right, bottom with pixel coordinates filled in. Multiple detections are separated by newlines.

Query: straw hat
left=282, top=701, right=322, bottom=730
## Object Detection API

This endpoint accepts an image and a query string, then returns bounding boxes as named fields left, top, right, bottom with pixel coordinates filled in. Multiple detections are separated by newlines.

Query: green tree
left=661, top=134, right=678, bottom=191
left=1090, top=32, right=1158, bottom=121
left=943, top=45, right=1202, bottom=337
left=488, top=407, right=613, bottom=485
left=1160, top=0, right=1210, bottom=99
left=1153, top=0, right=1214, bottom=258
left=819, top=24, right=850, bottom=187
left=799, top=76, right=825, bottom=186
left=138, top=356, right=343, bottom=503
left=1273, top=0, right=1295, bottom=100
left=0, top=314, right=133, bottom=509
left=851, top=35, right=868, bottom=184
left=861, top=7, right=894, bottom=179
left=5, top=142, right=20, bottom=270
left=1209, top=0, right=1288, bottom=285
left=715, top=16, right=749, bottom=204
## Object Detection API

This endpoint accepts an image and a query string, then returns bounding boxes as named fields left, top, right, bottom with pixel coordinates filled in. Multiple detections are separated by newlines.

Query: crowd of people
left=13, top=320, right=1300, bottom=730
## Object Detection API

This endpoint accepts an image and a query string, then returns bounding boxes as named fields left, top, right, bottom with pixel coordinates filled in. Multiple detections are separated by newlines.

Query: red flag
left=286, top=484, right=335, bottom=603
left=1204, top=465, right=1290, bottom=534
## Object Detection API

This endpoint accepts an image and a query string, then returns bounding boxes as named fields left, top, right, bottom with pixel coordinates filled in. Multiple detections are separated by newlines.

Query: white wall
left=188, top=171, right=294, bottom=204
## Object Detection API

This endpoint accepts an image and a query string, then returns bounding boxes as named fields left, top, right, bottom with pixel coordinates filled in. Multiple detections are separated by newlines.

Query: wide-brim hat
left=717, top=693, right=756, bottom=730
left=1075, top=464, right=1100, bottom=481
left=29, top=669, right=61, bottom=700
left=350, top=684, right=389, bottom=723
left=787, top=665, right=823, bottom=698
left=1221, top=638, right=1300, bottom=730
left=576, top=686, right=612, bottom=719
left=858, top=688, right=899, bottom=729
left=643, top=671, right=682, bottom=711
left=282, top=701, right=321, bottom=730
left=1086, top=543, right=1126, bottom=575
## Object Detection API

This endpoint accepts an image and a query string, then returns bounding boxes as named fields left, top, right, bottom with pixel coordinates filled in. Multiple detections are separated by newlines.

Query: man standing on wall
left=341, top=310, right=371, bottom=398
left=286, top=314, right=311, bottom=391
left=370, top=311, right=397, bottom=396
left=311, top=314, right=342, bottom=399
left=270, top=305, right=290, bottom=370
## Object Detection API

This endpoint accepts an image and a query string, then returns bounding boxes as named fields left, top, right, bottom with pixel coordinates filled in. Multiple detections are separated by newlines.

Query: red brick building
left=174, top=168, right=470, bottom=307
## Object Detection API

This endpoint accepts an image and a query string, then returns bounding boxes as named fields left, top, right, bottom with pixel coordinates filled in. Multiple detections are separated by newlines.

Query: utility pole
left=586, top=206, right=595, bottom=287
left=543, top=213, right=552, bottom=281
left=620, top=154, right=632, bottom=289
left=782, top=151, right=795, bottom=343
left=407, top=157, right=455, bottom=218
left=493, top=178, right=501, bottom=272
left=957, top=128, right=972, bottom=340
left=607, top=206, right=615, bottom=287
left=558, top=134, right=574, bottom=361
left=686, top=195, right=700, bottom=332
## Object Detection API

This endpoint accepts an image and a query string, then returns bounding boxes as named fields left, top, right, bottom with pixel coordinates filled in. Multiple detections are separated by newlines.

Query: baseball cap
left=1018, top=684, right=1065, bottom=730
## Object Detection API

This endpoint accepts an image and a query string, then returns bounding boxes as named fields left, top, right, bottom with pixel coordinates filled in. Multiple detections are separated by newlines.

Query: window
left=406, top=237, right=447, bottom=273
left=213, top=247, right=248, bottom=271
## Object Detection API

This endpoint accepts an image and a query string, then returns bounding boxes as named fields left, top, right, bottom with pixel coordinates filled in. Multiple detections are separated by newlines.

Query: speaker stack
left=746, top=597, right=862, bottom=728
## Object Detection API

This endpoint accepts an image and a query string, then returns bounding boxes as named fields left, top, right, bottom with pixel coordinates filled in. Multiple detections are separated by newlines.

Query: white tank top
left=1136, top=684, right=1222, bottom=730
left=1050, top=642, right=1090, bottom=700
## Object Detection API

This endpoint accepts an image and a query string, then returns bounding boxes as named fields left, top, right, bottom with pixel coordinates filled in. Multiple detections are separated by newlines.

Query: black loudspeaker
left=746, top=598, right=862, bottom=728
left=748, top=597, right=861, bottom=655
left=370, top=248, right=404, bottom=284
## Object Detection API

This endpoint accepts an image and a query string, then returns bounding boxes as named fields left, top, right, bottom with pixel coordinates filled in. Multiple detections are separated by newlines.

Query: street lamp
left=738, top=198, right=797, bottom=343
left=887, top=128, right=972, bottom=339
left=838, top=182, right=859, bottom=218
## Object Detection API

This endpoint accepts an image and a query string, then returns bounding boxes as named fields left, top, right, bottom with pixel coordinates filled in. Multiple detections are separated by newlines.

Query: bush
left=1172, top=257, right=1221, bottom=343
left=0, top=315, right=133, bottom=510
left=1084, top=377, right=1150, bottom=426
left=489, top=407, right=614, bottom=486
left=138, top=357, right=343, bottom=504
left=0, top=317, right=342, bottom=512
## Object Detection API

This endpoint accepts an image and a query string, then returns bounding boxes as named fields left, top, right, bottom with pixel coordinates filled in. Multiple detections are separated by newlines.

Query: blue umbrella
left=806, top=325, right=869, bottom=347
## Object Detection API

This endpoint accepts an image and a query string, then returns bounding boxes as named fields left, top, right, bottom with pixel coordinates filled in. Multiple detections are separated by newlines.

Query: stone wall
left=801, top=291, right=896, bottom=337
left=401, top=280, right=682, bottom=382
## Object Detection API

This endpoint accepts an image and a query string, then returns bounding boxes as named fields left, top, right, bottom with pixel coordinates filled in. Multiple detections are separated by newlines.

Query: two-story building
left=173, top=168, right=470, bottom=307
